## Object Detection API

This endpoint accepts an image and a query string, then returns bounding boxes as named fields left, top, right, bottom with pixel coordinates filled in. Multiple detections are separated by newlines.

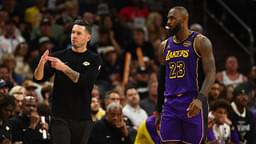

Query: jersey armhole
left=193, top=34, right=202, bottom=58
left=162, top=39, right=169, bottom=54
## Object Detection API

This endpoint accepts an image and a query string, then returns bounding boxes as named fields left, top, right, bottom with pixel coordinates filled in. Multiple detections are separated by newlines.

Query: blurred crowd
left=0, top=0, right=256, bottom=144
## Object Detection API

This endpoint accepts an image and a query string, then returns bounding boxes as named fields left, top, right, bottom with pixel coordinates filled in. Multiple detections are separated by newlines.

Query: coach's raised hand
left=34, top=50, right=49, bottom=80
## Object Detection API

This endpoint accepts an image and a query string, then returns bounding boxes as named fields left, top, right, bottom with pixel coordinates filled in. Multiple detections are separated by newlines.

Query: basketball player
left=156, top=6, right=216, bottom=144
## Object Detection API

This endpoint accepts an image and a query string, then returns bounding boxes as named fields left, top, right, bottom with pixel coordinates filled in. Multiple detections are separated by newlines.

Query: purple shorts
left=160, top=92, right=204, bottom=144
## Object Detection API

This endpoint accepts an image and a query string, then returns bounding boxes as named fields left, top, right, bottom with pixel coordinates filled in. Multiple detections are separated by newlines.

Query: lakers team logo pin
left=83, top=61, right=90, bottom=66
left=183, top=41, right=192, bottom=47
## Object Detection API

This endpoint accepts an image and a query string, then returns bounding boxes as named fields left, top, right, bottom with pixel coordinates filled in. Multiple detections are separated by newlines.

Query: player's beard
left=168, top=23, right=181, bottom=36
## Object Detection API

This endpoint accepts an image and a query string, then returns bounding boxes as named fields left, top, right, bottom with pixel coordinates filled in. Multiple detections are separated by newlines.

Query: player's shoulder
left=160, top=39, right=169, bottom=52
left=86, top=50, right=103, bottom=64
left=194, top=33, right=212, bottom=49
left=194, top=33, right=209, bottom=42
left=161, top=39, right=168, bottom=46
left=86, top=49, right=99, bottom=57
left=87, top=50, right=102, bottom=60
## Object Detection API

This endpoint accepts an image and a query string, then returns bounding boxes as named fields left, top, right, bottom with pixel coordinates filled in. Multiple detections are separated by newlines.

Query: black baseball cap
left=0, top=79, right=8, bottom=88
left=233, top=83, right=251, bottom=97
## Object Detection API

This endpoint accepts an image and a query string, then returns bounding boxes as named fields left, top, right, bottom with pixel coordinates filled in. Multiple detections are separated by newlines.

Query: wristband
left=196, top=93, right=205, bottom=102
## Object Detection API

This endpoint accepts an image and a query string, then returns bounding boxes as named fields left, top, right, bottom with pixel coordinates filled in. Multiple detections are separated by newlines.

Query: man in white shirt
left=123, top=86, right=148, bottom=130
left=216, top=56, right=247, bottom=88
left=0, top=19, right=25, bottom=55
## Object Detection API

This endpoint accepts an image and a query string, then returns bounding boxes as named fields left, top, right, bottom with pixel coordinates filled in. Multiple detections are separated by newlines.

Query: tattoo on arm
left=159, top=39, right=168, bottom=65
left=196, top=35, right=216, bottom=96
left=63, top=66, right=80, bottom=83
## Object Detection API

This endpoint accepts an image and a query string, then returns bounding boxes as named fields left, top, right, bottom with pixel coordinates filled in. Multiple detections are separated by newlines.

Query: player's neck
left=174, top=28, right=191, bottom=43
left=72, top=46, right=88, bottom=53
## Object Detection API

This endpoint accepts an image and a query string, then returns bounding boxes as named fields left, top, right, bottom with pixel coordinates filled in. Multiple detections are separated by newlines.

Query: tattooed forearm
left=200, top=55, right=216, bottom=95
left=63, top=66, right=80, bottom=83
left=197, top=35, right=216, bottom=96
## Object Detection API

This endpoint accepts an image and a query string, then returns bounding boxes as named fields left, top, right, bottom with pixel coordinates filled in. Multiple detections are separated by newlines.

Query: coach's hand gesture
left=39, top=50, right=49, bottom=65
left=47, top=56, right=67, bottom=72
left=186, top=99, right=202, bottom=118
left=34, top=50, right=50, bottom=80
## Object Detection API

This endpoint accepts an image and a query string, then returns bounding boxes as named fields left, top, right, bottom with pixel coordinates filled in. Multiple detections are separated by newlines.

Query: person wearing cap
left=34, top=19, right=102, bottom=144
left=228, top=83, right=256, bottom=144
left=0, top=79, right=10, bottom=95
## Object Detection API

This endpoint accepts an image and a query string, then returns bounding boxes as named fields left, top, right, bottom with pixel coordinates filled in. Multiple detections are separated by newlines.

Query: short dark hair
left=233, top=82, right=251, bottom=97
left=124, top=84, right=137, bottom=96
left=105, top=90, right=120, bottom=99
left=0, top=95, right=15, bottom=109
left=211, top=99, right=230, bottom=112
left=73, top=19, right=92, bottom=34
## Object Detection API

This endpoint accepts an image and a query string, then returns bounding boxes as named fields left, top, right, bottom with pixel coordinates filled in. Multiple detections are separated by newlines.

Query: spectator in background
left=14, top=42, right=33, bottom=80
left=104, top=90, right=122, bottom=107
left=208, top=99, right=240, bottom=144
left=140, top=72, right=158, bottom=115
left=0, top=94, right=15, bottom=144
left=0, top=79, right=10, bottom=95
left=190, top=23, right=203, bottom=34
left=24, top=0, right=45, bottom=28
left=133, top=67, right=149, bottom=100
left=91, top=97, right=105, bottom=122
left=4, top=95, right=49, bottom=144
left=0, top=19, right=25, bottom=56
left=248, top=66, right=256, bottom=84
left=88, top=102, right=131, bottom=144
left=125, top=28, right=155, bottom=61
left=216, top=56, right=247, bottom=88
left=83, top=11, right=98, bottom=46
left=8, top=85, right=26, bottom=115
left=2, top=53, right=25, bottom=84
left=22, top=80, right=42, bottom=103
left=40, top=81, right=53, bottom=106
left=98, top=47, right=123, bottom=91
left=219, top=84, right=234, bottom=102
left=146, top=12, right=166, bottom=45
left=31, top=14, right=64, bottom=46
left=228, top=83, right=256, bottom=144
left=91, top=85, right=102, bottom=100
left=123, top=86, right=148, bottom=130
left=0, top=9, right=8, bottom=36
left=118, top=0, right=149, bottom=30
left=208, top=81, right=222, bottom=108
left=91, top=27, right=121, bottom=55
left=0, top=64, right=15, bottom=88
left=30, top=17, right=58, bottom=51
left=0, top=0, right=23, bottom=23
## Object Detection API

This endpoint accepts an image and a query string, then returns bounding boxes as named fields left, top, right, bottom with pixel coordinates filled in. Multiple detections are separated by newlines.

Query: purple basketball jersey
left=163, top=32, right=199, bottom=97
